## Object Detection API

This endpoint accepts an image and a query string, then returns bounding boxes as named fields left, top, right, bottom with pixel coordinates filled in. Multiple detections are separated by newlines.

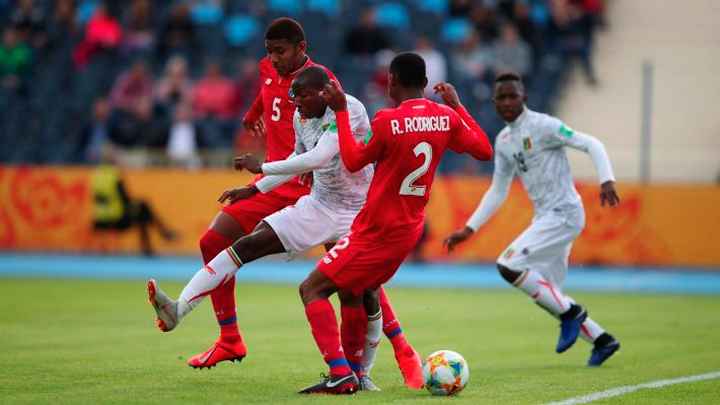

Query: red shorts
left=317, top=230, right=423, bottom=296
left=222, top=182, right=309, bottom=234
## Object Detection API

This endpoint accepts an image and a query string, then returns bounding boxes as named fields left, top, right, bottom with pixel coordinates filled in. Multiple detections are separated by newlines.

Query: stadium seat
left=268, top=0, right=302, bottom=15
left=306, top=0, right=341, bottom=17
left=191, top=1, right=224, bottom=25
left=375, top=2, right=410, bottom=30
left=441, top=18, right=471, bottom=44
left=414, top=0, right=447, bottom=15
left=225, top=15, right=261, bottom=47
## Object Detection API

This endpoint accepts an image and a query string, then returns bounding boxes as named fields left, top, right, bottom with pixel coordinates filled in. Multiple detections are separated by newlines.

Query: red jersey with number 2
left=244, top=57, right=338, bottom=162
left=338, top=98, right=494, bottom=241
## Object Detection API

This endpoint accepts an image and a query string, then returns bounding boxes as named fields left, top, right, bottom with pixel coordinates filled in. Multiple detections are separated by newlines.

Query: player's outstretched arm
left=434, top=83, right=493, bottom=161
left=260, top=134, right=338, bottom=176
left=556, top=128, right=620, bottom=207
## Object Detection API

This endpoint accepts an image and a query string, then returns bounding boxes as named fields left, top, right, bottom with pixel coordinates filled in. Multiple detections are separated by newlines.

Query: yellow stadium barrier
left=1, top=166, right=718, bottom=267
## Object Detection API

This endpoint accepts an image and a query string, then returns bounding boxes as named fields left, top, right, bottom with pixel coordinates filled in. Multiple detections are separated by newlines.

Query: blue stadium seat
left=441, top=18, right=471, bottom=44
left=75, top=0, right=98, bottom=25
left=375, top=2, right=410, bottom=30
left=414, top=0, right=447, bottom=15
left=191, top=1, right=224, bottom=25
left=268, top=0, right=303, bottom=15
left=306, top=0, right=341, bottom=17
left=225, top=15, right=261, bottom=47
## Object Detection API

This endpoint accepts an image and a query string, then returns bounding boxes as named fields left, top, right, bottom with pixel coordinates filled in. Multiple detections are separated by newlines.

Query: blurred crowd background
left=0, top=0, right=604, bottom=174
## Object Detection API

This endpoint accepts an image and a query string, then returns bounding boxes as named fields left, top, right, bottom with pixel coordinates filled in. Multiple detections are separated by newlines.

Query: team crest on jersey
left=265, top=78, right=272, bottom=85
left=559, top=124, right=574, bottom=138
left=522, top=137, right=532, bottom=151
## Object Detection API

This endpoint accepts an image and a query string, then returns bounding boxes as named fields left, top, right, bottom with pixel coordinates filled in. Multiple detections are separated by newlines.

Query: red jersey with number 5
left=337, top=98, right=493, bottom=241
left=243, top=57, right=339, bottom=162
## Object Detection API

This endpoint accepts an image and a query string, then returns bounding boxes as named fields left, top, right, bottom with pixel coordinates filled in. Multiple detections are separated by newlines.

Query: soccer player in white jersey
left=445, top=72, right=621, bottom=366
left=146, top=66, right=386, bottom=388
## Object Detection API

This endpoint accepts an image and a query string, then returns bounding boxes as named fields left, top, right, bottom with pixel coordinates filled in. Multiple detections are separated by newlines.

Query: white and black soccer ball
left=422, top=350, right=470, bottom=396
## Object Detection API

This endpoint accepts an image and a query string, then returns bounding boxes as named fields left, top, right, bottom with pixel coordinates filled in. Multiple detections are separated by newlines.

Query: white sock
left=361, top=310, right=382, bottom=375
left=579, top=317, right=606, bottom=344
left=514, top=270, right=572, bottom=316
left=177, top=248, right=242, bottom=318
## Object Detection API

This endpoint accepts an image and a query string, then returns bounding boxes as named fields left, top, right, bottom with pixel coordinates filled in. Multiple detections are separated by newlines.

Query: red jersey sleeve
left=447, top=104, right=493, bottom=160
left=243, top=93, right=263, bottom=123
left=336, top=109, right=385, bottom=172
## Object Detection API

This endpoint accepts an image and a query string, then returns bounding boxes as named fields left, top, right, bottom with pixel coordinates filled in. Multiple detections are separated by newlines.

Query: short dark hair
left=293, top=66, right=330, bottom=91
left=265, top=17, right=305, bottom=44
left=389, top=52, right=427, bottom=89
left=495, top=72, right=523, bottom=84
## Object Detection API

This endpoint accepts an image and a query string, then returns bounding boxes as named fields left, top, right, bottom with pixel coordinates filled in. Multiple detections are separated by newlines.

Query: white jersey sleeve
left=261, top=134, right=338, bottom=175
left=255, top=113, right=309, bottom=193
left=539, top=117, right=616, bottom=184
left=466, top=148, right=514, bottom=231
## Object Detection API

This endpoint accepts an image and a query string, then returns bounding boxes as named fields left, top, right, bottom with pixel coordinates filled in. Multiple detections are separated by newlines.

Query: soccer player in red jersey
left=158, top=18, right=424, bottom=381
left=296, top=53, right=493, bottom=394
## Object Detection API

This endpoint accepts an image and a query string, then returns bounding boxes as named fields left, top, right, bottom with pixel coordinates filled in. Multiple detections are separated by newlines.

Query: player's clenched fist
left=433, top=82, right=461, bottom=108
left=234, top=154, right=263, bottom=174
left=443, top=226, right=474, bottom=252
left=319, top=80, right=347, bottom=112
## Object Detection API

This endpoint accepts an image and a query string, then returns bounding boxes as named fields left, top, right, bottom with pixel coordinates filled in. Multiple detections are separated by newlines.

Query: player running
left=295, top=53, right=493, bottom=394
left=148, top=66, right=415, bottom=389
left=444, top=72, right=621, bottom=367
left=168, top=17, right=421, bottom=385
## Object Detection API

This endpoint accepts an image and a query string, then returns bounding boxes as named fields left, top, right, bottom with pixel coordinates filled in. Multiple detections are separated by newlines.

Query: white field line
left=545, top=370, right=720, bottom=405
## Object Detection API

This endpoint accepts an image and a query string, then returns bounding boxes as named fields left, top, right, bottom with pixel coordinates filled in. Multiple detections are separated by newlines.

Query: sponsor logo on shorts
left=521, top=247, right=530, bottom=255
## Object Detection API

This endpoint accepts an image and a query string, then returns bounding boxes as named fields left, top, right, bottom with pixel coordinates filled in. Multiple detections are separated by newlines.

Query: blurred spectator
left=154, top=55, right=192, bottom=112
left=91, top=164, right=177, bottom=256
left=414, top=36, right=447, bottom=97
left=344, top=8, right=391, bottom=56
left=0, top=27, right=32, bottom=92
left=549, top=0, right=598, bottom=85
left=109, top=60, right=153, bottom=114
left=108, top=95, right=166, bottom=148
left=192, top=61, right=237, bottom=121
left=493, top=23, right=532, bottom=77
left=72, top=2, right=122, bottom=68
left=451, top=31, right=493, bottom=82
left=470, top=4, right=499, bottom=42
left=81, top=97, right=112, bottom=164
left=512, top=1, right=542, bottom=59
left=449, top=0, right=473, bottom=17
left=158, top=3, right=196, bottom=59
left=232, top=58, right=261, bottom=115
left=167, top=102, right=200, bottom=168
left=364, top=49, right=394, bottom=114
left=10, top=0, right=47, bottom=48
left=122, top=0, right=154, bottom=54
left=47, top=0, right=79, bottom=46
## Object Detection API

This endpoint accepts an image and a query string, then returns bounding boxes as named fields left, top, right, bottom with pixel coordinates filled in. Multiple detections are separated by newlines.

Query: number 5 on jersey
left=400, top=142, right=432, bottom=196
left=271, top=97, right=281, bottom=121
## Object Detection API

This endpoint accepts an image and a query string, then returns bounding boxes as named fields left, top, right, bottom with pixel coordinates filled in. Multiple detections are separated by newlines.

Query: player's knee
left=497, top=263, right=522, bottom=284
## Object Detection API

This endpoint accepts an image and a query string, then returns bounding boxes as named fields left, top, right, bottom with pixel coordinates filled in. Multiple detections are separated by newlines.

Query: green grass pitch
left=2, top=278, right=720, bottom=404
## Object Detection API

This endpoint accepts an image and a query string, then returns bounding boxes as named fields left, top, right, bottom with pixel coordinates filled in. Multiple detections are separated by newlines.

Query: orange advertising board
left=1, top=166, right=719, bottom=267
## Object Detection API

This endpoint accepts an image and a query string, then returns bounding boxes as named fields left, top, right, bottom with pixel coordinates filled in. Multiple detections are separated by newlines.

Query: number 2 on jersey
left=271, top=97, right=281, bottom=121
left=399, top=142, right=432, bottom=196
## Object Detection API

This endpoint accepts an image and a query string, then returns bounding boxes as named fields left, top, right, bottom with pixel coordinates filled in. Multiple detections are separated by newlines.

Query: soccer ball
left=422, top=350, right=470, bottom=396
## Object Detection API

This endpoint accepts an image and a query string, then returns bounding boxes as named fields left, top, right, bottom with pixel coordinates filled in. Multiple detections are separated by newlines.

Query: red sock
left=379, top=287, right=408, bottom=351
left=306, top=299, right=351, bottom=376
left=340, top=305, right=367, bottom=374
left=200, top=229, right=240, bottom=341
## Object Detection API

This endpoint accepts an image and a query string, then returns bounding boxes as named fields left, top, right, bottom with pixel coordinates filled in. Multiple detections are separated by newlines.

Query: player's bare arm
left=218, top=185, right=259, bottom=204
left=443, top=226, right=474, bottom=252
left=242, top=118, right=266, bottom=138
left=600, top=180, right=620, bottom=207
left=234, top=154, right=263, bottom=174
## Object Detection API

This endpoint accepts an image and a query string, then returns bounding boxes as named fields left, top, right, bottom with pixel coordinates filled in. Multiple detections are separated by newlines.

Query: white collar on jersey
left=507, top=105, right=529, bottom=128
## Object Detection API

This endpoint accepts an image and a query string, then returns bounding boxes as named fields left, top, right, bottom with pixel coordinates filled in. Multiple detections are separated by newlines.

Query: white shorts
left=263, top=195, right=357, bottom=254
left=497, top=207, right=585, bottom=286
